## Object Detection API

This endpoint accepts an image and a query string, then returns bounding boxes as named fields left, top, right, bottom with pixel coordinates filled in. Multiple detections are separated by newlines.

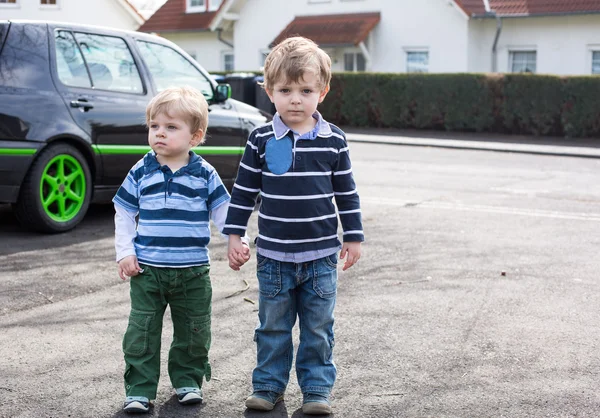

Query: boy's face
left=267, top=70, right=329, bottom=134
left=147, top=112, right=202, bottom=165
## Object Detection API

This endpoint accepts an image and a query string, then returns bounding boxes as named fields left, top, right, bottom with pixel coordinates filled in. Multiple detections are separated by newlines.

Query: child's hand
left=228, top=235, right=251, bottom=271
left=340, top=242, right=361, bottom=271
left=118, top=255, right=142, bottom=280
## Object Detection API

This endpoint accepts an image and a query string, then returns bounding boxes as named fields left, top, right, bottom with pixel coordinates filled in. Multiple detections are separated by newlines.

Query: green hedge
left=318, top=72, right=600, bottom=138
left=212, top=71, right=600, bottom=138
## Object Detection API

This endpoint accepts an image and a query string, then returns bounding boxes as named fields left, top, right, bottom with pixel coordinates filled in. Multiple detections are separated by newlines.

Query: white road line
left=361, top=197, right=600, bottom=222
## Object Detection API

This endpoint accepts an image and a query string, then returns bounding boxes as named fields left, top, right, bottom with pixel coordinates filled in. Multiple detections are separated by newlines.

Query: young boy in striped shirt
left=113, top=86, right=248, bottom=414
left=224, top=36, right=364, bottom=415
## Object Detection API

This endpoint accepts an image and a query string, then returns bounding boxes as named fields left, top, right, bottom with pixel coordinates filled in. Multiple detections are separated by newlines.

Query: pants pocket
left=123, top=309, right=154, bottom=357
left=313, top=256, right=338, bottom=299
left=257, top=257, right=281, bottom=297
left=188, top=313, right=211, bottom=359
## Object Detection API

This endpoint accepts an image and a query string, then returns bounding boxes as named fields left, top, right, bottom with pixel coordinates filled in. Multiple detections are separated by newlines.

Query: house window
left=187, top=0, right=221, bottom=12
left=344, top=52, right=365, bottom=72
left=222, top=52, right=234, bottom=71
left=41, top=0, right=57, bottom=4
left=592, top=51, right=600, bottom=75
left=0, top=0, right=18, bottom=6
left=187, top=0, right=205, bottom=12
left=406, top=51, right=429, bottom=73
left=510, top=51, right=536, bottom=73
left=0, top=0, right=17, bottom=3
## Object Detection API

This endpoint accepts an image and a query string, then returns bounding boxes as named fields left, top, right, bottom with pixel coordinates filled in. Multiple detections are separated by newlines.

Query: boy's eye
left=168, top=125, right=177, bottom=130
left=303, top=89, right=312, bottom=94
left=280, top=89, right=289, bottom=93
left=150, top=124, right=158, bottom=129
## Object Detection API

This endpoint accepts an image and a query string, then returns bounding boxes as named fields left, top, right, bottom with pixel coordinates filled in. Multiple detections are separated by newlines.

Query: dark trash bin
left=223, top=72, right=257, bottom=107
left=254, top=75, right=275, bottom=116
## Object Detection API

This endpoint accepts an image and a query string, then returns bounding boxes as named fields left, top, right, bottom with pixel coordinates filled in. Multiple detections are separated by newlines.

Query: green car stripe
left=0, top=145, right=245, bottom=156
left=0, top=148, right=37, bottom=155
left=92, top=145, right=244, bottom=155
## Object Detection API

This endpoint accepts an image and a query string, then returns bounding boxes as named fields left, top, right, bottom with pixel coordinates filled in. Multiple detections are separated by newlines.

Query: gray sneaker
left=245, top=391, right=284, bottom=411
left=123, top=396, right=150, bottom=414
left=302, top=393, right=332, bottom=415
left=176, top=387, right=203, bottom=405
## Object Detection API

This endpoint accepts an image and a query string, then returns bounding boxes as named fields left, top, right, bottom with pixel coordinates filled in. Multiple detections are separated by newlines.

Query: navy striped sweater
left=223, top=120, right=364, bottom=253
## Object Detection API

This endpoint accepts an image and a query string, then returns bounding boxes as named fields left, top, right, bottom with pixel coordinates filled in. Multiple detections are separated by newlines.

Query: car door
left=49, top=25, right=152, bottom=196
left=134, top=39, right=245, bottom=189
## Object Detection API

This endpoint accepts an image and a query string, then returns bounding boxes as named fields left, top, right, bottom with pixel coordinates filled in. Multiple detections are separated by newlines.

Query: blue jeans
left=252, top=253, right=338, bottom=395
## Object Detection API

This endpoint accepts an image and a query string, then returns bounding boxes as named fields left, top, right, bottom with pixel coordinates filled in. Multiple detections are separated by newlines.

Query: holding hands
left=228, top=234, right=251, bottom=271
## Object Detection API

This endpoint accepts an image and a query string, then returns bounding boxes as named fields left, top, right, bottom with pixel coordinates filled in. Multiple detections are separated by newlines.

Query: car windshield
left=136, top=40, right=213, bottom=100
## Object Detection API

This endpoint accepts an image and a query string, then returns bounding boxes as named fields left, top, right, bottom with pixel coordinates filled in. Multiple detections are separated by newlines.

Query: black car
left=0, top=20, right=269, bottom=233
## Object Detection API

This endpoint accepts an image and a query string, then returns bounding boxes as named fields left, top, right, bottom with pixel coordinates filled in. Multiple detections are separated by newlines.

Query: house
left=0, top=0, right=145, bottom=31
left=139, top=0, right=600, bottom=75
left=138, top=0, right=230, bottom=70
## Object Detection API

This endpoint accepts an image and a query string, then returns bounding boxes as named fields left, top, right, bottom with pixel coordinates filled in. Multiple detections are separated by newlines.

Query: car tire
left=14, top=143, right=92, bottom=233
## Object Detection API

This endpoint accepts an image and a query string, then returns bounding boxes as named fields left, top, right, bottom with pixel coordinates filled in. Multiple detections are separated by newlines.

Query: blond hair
left=146, top=86, right=209, bottom=143
left=262, top=36, right=332, bottom=93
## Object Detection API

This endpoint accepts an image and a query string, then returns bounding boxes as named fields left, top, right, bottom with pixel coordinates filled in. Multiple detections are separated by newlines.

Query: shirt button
left=295, top=156, right=301, bottom=161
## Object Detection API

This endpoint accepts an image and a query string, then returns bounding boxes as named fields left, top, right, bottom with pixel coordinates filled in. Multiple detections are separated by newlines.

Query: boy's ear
left=190, top=130, right=204, bottom=147
left=318, top=85, right=330, bottom=103
left=266, top=88, right=275, bottom=103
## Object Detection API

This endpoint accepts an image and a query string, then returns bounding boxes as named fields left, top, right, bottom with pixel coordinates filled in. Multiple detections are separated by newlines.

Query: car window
left=136, top=40, right=214, bottom=100
left=54, top=30, right=92, bottom=88
left=0, top=24, right=50, bottom=89
left=72, top=32, right=143, bottom=94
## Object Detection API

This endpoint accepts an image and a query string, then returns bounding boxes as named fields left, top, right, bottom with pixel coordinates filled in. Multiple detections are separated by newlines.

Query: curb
left=345, top=133, right=600, bottom=159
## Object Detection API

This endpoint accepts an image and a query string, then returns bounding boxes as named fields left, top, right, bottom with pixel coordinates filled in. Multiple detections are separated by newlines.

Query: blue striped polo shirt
left=113, top=151, right=230, bottom=268
left=223, top=112, right=364, bottom=255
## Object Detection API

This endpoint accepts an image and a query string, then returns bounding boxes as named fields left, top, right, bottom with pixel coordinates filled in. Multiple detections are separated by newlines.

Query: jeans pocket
left=188, top=313, right=211, bottom=358
left=313, top=258, right=338, bottom=299
left=123, top=309, right=154, bottom=357
left=324, top=253, right=338, bottom=270
left=256, top=253, right=270, bottom=270
left=257, top=257, right=281, bottom=297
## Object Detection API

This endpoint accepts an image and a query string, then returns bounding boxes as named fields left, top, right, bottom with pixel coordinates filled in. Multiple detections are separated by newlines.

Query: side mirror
left=215, top=83, right=231, bottom=102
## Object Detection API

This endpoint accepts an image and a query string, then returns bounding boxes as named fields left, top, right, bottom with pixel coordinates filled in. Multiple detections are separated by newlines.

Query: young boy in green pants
left=113, top=86, right=249, bottom=413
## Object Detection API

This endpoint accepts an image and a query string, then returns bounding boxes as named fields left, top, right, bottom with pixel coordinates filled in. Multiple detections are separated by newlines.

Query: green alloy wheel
left=14, top=143, right=92, bottom=233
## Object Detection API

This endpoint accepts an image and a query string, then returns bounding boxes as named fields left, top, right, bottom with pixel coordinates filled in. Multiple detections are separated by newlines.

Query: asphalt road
left=1, top=141, right=600, bottom=418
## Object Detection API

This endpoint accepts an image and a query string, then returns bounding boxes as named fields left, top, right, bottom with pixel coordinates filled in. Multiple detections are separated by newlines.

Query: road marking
left=361, top=197, right=600, bottom=222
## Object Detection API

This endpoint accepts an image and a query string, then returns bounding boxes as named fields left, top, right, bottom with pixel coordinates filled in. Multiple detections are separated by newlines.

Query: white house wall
left=158, top=31, right=230, bottom=72
left=468, top=14, right=600, bottom=75
left=0, top=0, right=141, bottom=30
left=233, top=0, right=469, bottom=73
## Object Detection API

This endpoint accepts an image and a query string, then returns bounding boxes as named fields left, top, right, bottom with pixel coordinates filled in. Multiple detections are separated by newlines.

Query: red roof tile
left=138, top=0, right=217, bottom=32
left=456, top=0, right=600, bottom=17
left=271, top=12, right=381, bottom=48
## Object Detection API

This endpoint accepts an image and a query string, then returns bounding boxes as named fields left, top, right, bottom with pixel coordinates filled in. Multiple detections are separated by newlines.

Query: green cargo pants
left=123, top=264, right=212, bottom=399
